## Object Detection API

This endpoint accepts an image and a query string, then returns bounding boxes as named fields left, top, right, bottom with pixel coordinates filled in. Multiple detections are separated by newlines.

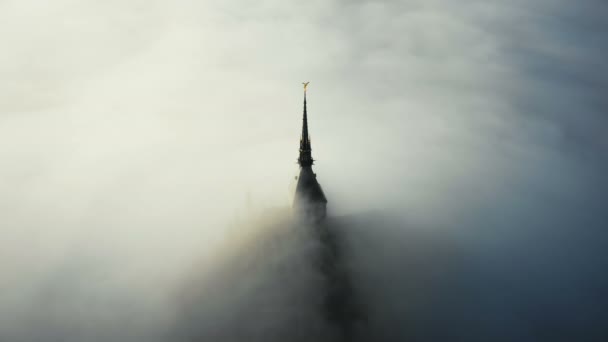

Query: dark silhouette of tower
left=293, top=82, right=328, bottom=221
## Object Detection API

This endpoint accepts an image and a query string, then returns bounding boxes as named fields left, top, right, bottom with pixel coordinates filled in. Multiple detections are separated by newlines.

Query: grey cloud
left=0, top=0, right=607, bottom=341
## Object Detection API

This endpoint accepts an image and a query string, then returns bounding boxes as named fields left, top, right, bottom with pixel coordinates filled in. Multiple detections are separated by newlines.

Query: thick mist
left=1, top=0, right=607, bottom=341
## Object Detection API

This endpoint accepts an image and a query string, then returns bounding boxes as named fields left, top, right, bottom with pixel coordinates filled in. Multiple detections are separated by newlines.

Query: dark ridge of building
left=293, top=82, right=328, bottom=222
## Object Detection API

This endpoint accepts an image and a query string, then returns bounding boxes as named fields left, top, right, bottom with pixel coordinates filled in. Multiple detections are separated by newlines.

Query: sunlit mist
left=1, top=0, right=607, bottom=341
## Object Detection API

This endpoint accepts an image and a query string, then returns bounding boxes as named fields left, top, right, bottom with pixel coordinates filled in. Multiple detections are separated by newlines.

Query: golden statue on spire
left=303, top=81, right=310, bottom=93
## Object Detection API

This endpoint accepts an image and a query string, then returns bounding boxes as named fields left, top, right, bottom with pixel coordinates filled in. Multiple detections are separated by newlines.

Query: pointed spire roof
left=298, top=82, right=314, bottom=167
left=293, top=81, right=328, bottom=213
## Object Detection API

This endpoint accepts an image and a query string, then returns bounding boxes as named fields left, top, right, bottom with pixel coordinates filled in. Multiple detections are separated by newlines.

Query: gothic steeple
left=293, top=82, right=327, bottom=222
left=298, top=82, right=314, bottom=167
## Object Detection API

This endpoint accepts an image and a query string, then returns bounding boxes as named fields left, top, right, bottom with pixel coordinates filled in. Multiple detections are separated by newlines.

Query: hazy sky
left=2, top=0, right=606, bottom=211
left=1, top=0, right=607, bottom=340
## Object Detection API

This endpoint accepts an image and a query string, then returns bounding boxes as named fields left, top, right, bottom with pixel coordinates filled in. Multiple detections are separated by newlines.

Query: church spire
left=298, top=82, right=314, bottom=167
left=293, top=81, right=327, bottom=221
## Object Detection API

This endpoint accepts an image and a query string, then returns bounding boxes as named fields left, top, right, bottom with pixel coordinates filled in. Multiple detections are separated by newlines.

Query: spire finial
left=303, top=81, right=309, bottom=93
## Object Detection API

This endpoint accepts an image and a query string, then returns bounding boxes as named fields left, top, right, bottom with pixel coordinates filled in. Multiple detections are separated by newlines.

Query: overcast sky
left=1, top=0, right=607, bottom=340
left=1, top=0, right=606, bottom=214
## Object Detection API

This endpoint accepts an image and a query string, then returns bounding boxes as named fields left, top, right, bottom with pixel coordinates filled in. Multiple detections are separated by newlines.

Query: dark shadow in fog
left=173, top=207, right=608, bottom=342
left=2, top=207, right=606, bottom=342
left=173, top=210, right=464, bottom=342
